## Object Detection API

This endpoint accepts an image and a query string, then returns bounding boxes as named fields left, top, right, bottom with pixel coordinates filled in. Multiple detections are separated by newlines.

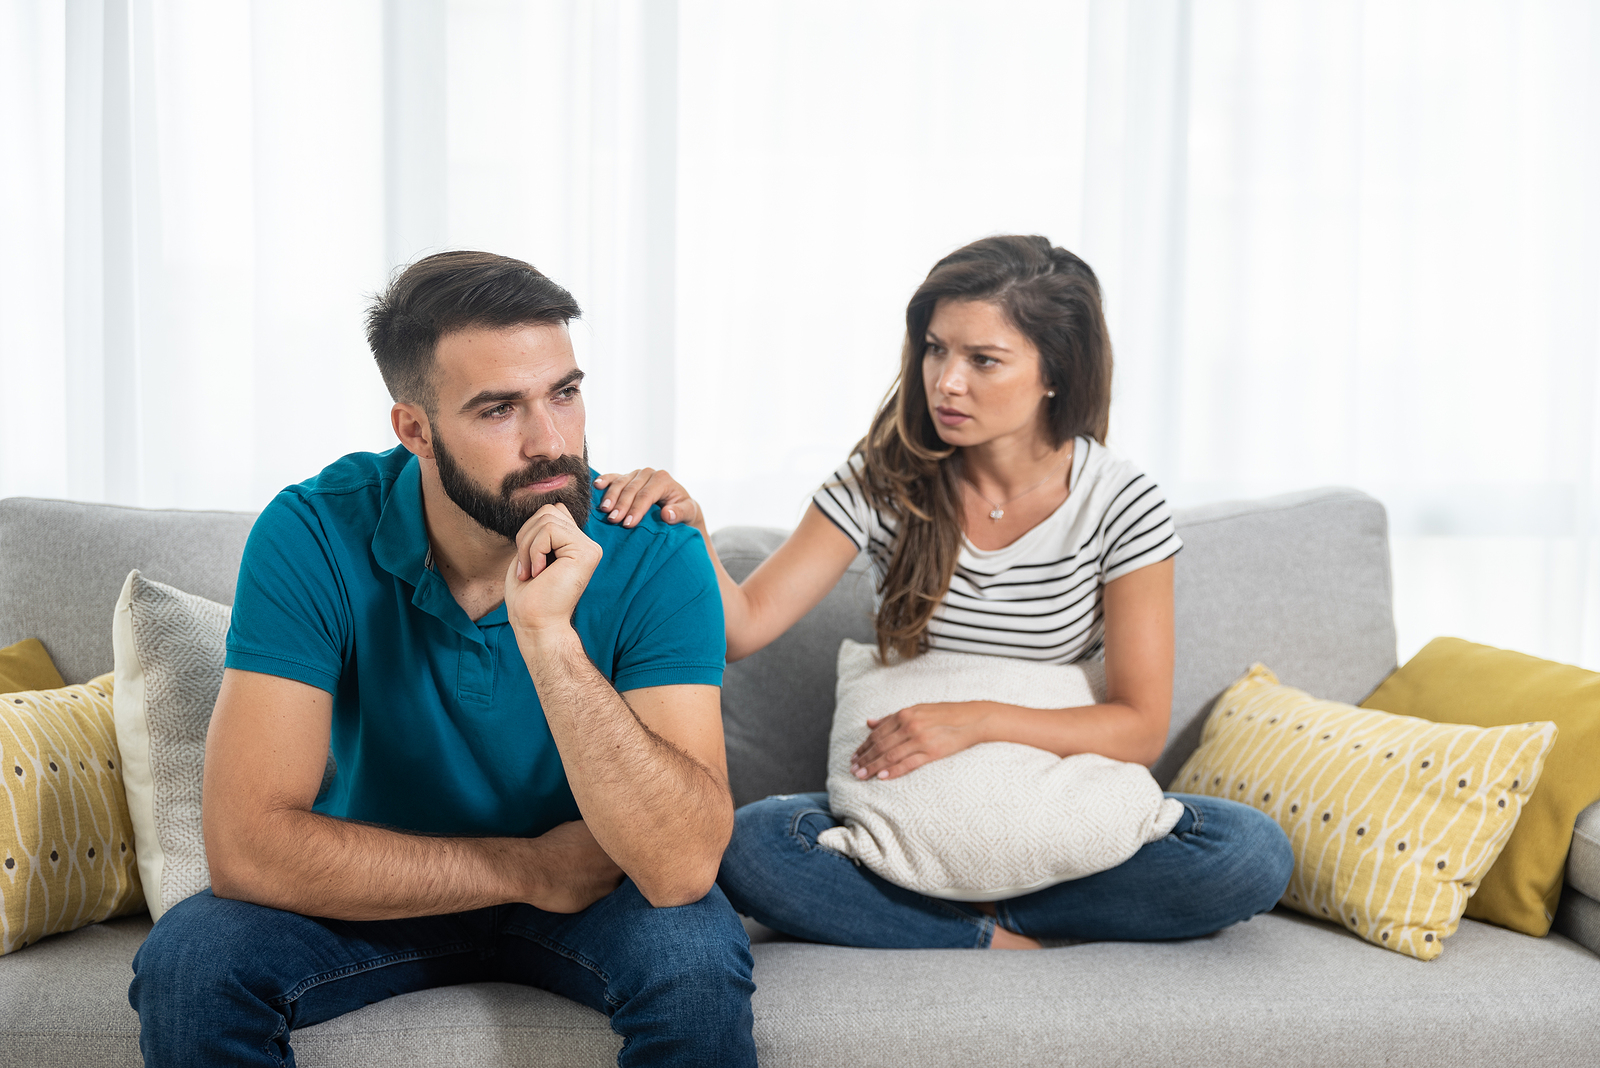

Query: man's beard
left=433, top=432, right=592, bottom=541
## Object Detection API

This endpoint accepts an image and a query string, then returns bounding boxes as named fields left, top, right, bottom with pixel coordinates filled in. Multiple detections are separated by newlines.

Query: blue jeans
left=128, top=881, right=756, bottom=1068
left=718, top=792, right=1292, bottom=948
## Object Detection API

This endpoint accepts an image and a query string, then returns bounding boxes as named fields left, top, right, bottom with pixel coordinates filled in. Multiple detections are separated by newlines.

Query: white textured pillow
left=112, top=571, right=228, bottom=921
left=817, top=640, right=1184, bottom=901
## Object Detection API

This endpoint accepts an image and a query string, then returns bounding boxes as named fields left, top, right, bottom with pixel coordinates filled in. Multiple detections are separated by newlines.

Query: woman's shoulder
left=812, top=449, right=888, bottom=551
left=1073, top=437, right=1161, bottom=497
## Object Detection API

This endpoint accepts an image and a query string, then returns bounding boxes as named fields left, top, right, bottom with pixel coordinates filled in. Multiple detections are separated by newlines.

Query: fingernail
left=624, top=516, right=635, bottom=526
left=664, top=508, right=675, bottom=521
left=876, top=770, right=888, bottom=780
left=853, top=768, right=867, bottom=779
left=601, top=498, right=612, bottom=509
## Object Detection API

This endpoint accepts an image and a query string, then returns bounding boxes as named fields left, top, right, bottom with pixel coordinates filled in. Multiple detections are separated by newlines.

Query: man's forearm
left=524, top=630, right=733, bottom=907
left=206, top=808, right=614, bottom=921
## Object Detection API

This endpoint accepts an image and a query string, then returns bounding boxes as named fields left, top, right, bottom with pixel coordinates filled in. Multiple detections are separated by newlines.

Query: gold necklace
left=964, top=448, right=1074, bottom=521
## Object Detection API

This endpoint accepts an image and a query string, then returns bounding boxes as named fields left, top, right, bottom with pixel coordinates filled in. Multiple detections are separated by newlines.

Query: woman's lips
left=934, top=406, right=970, bottom=427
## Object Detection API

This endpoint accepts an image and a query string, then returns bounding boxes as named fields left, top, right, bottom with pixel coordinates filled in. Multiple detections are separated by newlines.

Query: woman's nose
left=937, top=364, right=966, bottom=396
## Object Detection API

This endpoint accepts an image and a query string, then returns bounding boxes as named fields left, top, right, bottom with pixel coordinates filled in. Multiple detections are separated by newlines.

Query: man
left=128, top=251, right=757, bottom=1066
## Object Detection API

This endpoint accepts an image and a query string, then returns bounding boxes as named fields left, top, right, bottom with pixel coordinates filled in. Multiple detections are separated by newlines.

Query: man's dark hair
left=366, top=251, right=582, bottom=413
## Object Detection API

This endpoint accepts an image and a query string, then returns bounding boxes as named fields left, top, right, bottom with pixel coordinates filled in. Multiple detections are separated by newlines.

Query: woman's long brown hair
left=855, top=235, right=1113, bottom=661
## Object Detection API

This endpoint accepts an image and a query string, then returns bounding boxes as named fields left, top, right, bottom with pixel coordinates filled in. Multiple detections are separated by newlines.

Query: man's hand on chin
left=526, top=821, right=625, bottom=914
left=506, top=502, right=603, bottom=645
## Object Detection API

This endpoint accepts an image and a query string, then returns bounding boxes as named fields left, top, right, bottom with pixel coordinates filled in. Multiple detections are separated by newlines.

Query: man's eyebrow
left=458, top=371, right=585, bottom=414
left=459, top=389, right=527, bottom=413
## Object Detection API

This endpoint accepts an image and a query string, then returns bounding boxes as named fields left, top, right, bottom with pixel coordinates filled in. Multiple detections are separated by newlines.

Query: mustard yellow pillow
left=1173, top=665, right=1555, bottom=960
left=1, top=675, right=145, bottom=953
left=0, top=638, right=65, bottom=695
left=1362, top=637, right=1600, bottom=937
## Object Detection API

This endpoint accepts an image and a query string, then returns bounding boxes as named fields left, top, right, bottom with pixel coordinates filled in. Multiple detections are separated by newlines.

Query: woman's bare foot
left=990, top=926, right=1041, bottom=950
left=972, top=902, right=1040, bottom=949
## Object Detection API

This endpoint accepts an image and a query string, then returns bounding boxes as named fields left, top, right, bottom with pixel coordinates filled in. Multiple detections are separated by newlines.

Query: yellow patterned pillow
left=1, top=675, right=145, bottom=954
left=1172, top=665, right=1556, bottom=960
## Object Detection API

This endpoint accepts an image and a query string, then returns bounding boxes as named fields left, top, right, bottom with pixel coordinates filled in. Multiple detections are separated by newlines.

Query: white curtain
left=4, top=1, right=1598, bottom=668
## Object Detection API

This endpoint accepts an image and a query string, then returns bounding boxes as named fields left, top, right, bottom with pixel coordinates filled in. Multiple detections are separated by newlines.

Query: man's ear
left=392, top=403, right=435, bottom=460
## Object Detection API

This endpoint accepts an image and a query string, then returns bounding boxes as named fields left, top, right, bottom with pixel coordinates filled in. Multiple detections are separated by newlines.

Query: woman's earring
left=1046, top=390, right=1056, bottom=398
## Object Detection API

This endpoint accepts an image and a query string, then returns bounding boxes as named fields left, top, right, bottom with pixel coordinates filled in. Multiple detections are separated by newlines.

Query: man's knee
left=135, top=891, right=255, bottom=997
left=609, top=882, right=753, bottom=997
left=132, top=889, right=307, bottom=1018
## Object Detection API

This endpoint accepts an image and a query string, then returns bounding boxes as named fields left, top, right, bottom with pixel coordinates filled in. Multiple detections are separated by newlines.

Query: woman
left=596, top=235, right=1292, bottom=949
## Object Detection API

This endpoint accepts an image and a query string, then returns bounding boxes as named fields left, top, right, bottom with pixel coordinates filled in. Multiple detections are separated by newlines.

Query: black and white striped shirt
left=812, top=437, right=1181, bottom=664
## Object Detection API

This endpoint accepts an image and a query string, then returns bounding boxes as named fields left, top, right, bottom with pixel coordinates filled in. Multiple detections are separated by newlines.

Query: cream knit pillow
left=112, top=571, right=229, bottom=922
left=817, top=640, right=1183, bottom=900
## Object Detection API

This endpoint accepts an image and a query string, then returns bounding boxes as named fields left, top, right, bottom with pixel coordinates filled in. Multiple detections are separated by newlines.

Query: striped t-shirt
left=812, top=437, right=1181, bottom=664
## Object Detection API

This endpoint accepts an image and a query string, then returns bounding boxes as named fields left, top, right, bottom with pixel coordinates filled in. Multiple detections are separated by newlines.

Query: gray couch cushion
left=0, top=498, right=255, bottom=685
left=1157, top=487, right=1398, bottom=785
left=1571, top=799, right=1600, bottom=901
left=1553, top=884, right=1600, bottom=959
left=4, top=908, right=1595, bottom=1068
left=716, top=527, right=876, bottom=808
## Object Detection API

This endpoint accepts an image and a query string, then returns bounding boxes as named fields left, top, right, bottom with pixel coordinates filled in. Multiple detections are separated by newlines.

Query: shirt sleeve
left=610, top=530, right=727, bottom=693
left=810, top=453, right=876, bottom=553
left=1099, top=470, right=1183, bottom=583
left=225, top=490, right=351, bottom=695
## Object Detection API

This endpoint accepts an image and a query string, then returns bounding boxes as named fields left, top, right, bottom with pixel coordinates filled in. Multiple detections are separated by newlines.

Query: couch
left=1, top=487, right=1596, bottom=1067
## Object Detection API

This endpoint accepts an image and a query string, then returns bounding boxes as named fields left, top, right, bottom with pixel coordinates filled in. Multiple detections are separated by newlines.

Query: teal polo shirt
left=224, top=446, right=725, bottom=839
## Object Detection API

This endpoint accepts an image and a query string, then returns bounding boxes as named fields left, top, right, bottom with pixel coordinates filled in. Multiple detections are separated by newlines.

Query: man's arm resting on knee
left=201, top=668, right=622, bottom=921
left=534, top=647, right=734, bottom=908
left=507, top=505, right=734, bottom=909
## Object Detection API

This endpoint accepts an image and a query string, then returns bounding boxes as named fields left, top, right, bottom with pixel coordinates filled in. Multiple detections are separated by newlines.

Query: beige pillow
left=1, top=675, right=145, bottom=953
left=818, top=640, right=1182, bottom=901
left=1173, top=664, right=1556, bottom=960
left=112, top=571, right=230, bottom=922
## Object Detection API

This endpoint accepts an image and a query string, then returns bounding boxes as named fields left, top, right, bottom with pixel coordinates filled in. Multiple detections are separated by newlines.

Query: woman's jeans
left=718, top=792, right=1293, bottom=948
left=128, top=881, right=756, bottom=1068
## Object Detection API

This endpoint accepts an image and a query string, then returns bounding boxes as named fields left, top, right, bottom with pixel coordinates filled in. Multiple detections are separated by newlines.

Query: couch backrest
left=0, top=498, right=256, bottom=685
left=0, top=487, right=1398, bottom=803
left=717, top=486, right=1399, bottom=803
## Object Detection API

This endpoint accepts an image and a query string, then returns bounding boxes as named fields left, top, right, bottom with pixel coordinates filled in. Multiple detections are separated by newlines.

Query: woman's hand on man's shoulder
left=594, top=468, right=703, bottom=531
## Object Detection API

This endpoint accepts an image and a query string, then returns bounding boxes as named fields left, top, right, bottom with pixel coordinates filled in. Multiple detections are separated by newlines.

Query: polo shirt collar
left=371, top=453, right=490, bottom=643
left=372, top=452, right=430, bottom=585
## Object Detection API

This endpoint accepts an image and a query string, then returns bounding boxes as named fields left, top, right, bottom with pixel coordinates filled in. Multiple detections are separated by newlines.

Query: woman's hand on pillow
left=594, top=468, right=703, bottom=530
left=850, top=702, right=994, bottom=780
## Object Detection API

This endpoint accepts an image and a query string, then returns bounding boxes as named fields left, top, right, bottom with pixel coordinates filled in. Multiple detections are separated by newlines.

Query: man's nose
left=522, top=405, right=567, bottom=458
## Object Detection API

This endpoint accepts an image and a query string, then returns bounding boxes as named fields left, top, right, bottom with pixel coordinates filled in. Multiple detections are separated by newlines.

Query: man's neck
left=418, top=463, right=517, bottom=620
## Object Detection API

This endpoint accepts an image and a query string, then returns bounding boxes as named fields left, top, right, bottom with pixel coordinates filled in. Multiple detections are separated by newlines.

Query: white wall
left=3, top=0, right=1597, bottom=668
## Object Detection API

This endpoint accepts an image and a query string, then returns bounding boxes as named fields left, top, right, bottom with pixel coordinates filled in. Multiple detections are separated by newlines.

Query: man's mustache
left=500, top=453, right=589, bottom=497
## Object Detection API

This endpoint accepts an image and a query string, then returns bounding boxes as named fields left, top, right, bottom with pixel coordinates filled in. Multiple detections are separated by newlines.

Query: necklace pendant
left=989, top=508, right=1004, bottom=521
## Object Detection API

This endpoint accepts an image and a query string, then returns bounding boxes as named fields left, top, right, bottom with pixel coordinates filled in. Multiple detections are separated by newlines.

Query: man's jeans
left=129, top=881, right=756, bottom=1067
left=718, top=792, right=1293, bottom=948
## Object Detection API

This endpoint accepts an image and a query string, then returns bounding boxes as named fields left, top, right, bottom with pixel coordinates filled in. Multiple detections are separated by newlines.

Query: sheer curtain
left=3, top=1, right=1598, bottom=667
